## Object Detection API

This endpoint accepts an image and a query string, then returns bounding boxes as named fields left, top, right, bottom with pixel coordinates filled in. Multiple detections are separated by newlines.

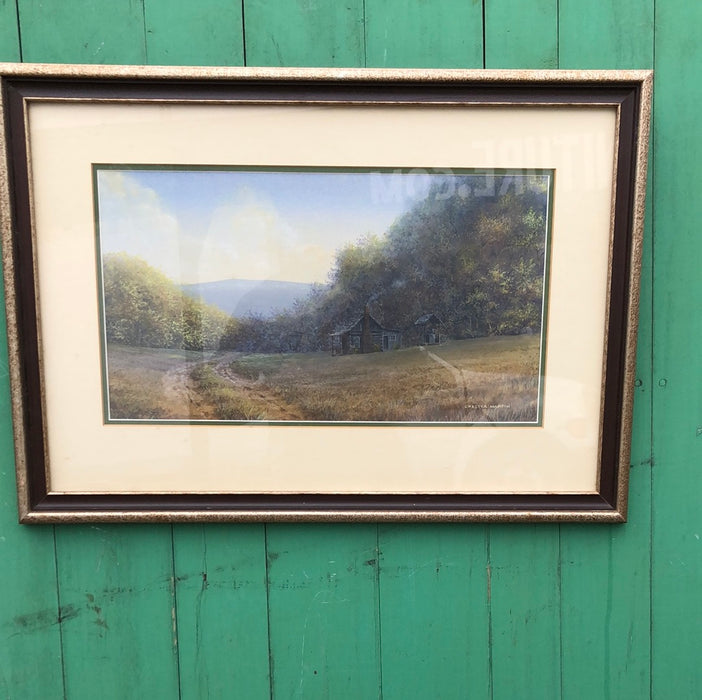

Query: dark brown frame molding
left=0, top=65, right=652, bottom=522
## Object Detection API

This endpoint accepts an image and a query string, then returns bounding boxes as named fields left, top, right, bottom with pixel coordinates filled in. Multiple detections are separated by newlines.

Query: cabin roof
left=330, top=312, right=401, bottom=336
left=414, top=312, right=441, bottom=325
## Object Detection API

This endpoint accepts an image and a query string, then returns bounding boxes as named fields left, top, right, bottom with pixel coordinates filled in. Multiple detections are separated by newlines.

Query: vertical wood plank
left=0, top=308, right=64, bottom=698
left=143, top=0, right=243, bottom=66
left=651, top=1, right=702, bottom=696
left=559, top=511, right=651, bottom=699
left=55, top=525, right=180, bottom=699
left=173, top=525, right=271, bottom=699
left=378, top=525, right=489, bottom=700
left=139, top=11, right=269, bottom=698
left=0, top=517, right=63, bottom=699
left=483, top=6, right=562, bottom=697
left=0, top=0, right=20, bottom=61
left=365, top=0, right=483, bottom=68
left=266, top=524, right=381, bottom=699
left=16, top=0, right=146, bottom=64
left=0, top=21, right=64, bottom=696
left=14, top=9, right=180, bottom=698
left=558, top=2, right=654, bottom=698
left=559, top=0, right=654, bottom=69
left=366, top=9, right=488, bottom=696
left=243, top=0, right=364, bottom=67
left=239, top=6, right=377, bottom=699
left=485, top=0, right=558, bottom=68
left=488, top=526, right=561, bottom=699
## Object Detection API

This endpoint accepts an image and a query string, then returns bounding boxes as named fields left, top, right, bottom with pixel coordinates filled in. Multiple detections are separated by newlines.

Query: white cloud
left=204, top=186, right=334, bottom=283
left=97, top=172, right=336, bottom=284
left=97, top=171, right=193, bottom=282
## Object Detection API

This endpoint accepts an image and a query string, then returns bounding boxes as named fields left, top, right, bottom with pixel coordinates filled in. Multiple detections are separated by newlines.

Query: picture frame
left=0, top=64, right=652, bottom=523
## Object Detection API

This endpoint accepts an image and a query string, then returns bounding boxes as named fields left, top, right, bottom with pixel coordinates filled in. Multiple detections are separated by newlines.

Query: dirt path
left=161, top=356, right=305, bottom=421
left=161, top=364, right=217, bottom=419
left=211, top=358, right=305, bottom=421
left=422, top=347, right=469, bottom=400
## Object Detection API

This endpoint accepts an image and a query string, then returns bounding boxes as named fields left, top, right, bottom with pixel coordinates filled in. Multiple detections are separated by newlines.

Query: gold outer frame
left=0, top=64, right=652, bottom=523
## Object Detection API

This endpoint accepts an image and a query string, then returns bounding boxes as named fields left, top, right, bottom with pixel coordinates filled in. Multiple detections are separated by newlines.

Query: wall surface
left=0, top=1, right=699, bottom=698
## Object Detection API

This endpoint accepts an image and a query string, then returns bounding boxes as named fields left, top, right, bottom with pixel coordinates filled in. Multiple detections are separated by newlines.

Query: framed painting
left=0, top=64, right=652, bottom=522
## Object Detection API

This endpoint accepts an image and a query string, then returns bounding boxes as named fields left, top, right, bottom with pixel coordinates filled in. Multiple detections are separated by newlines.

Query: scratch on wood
left=85, top=596, right=109, bottom=632
left=172, top=607, right=178, bottom=651
left=171, top=576, right=178, bottom=651
left=486, top=562, right=492, bottom=603
left=9, top=604, right=80, bottom=633
left=58, top=605, right=80, bottom=623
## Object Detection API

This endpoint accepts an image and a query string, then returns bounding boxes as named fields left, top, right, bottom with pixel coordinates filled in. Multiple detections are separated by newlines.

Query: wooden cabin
left=330, top=308, right=401, bottom=355
left=408, top=313, right=442, bottom=346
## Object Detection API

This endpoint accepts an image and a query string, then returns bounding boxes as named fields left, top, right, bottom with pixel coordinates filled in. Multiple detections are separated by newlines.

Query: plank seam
left=558, top=525, right=564, bottom=700
left=375, top=524, right=383, bottom=699
left=486, top=527, right=493, bottom=700
left=139, top=0, right=148, bottom=66
left=13, top=0, right=23, bottom=62
left=649, top=4, right=657, bottom=698
left=263, top=524, right=274, bottom=700
left=170, top=525, right=183, bottom=700
left=361, top=0, right=367, bottom=68
left=558, top=0, right=566, bottom=67
left=481, top=1, right=487, bottom=69
left=52, top=527, right=68, bottom=700
left=556, top=38, right=562, bottom=700
left=241, top=0, right=248, bottom=67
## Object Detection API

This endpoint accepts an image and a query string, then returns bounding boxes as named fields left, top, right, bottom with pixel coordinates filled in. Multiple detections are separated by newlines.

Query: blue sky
left=95, top=167, right=438, bottom=285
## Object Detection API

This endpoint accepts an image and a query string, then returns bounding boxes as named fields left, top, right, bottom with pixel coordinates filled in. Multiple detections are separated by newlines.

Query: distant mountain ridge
left=181, top=278, right=316, bottom=318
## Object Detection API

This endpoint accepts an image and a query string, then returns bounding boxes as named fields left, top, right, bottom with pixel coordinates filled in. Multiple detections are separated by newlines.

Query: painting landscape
left=95, top=167, right=552, bottom=424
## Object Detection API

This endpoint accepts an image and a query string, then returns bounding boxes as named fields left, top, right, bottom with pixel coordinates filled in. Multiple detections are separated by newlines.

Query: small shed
left=330, top=307, right=402, bottom=355
left=412, top=313, right=442, bottom=345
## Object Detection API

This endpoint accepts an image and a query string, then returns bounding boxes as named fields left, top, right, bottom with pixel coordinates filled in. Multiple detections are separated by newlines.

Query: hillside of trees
left=101, top=174, right=549, bottom=355
left=102, top=252, right=230, bottom=351
left=219, top=174, right=550, bottom=353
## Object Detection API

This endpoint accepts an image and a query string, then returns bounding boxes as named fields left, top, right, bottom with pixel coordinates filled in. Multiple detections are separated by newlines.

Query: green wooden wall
left=0, top=1, right=699, bottom=698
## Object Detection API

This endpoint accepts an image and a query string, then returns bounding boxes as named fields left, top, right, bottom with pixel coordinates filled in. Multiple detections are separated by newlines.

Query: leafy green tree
left=102, top=252, right=229, bottom=350
left=219, top=172, right=550, bottom=352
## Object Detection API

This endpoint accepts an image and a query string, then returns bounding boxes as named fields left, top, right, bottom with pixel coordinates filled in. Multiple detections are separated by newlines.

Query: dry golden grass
left=106, top=335, right=543, bottom=423
left=226, top=335, right=542, bottom=423
left=107, top=345, right=218, bottom=420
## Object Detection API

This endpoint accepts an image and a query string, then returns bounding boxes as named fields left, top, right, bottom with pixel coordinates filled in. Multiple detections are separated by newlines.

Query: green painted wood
left=3, top=4, right=702, bottom=699
left=243, top=0, right=364, bottom=67
left=482, top=9, right=561, bottom=697
left=485, top=0, right=558, bottom=69
left=138, top=13, right=268, bottom=698
left=558, top=0, right=654, bottom=69
left=172, top=525, right=270, bottom=699
left=0, top=306, right=64, bottom=697
left=17, top=0, right=146, bottom=64
left=0, top=22, right=64, bottom=698
left=487, top=526, right=561, bottom=698
left=365, top=0, right=483, bottom=69
left=651, top=2, right=702, bottom=696
left=10, top=9, right=178, bottom=698
left=266, top=524, right=381, bottom=699
left=143, top=0, right=244, bottom=66
left=377, top=524, right=489, bottom=700
left=54, top=525, right=179, bottom=699
left=239, top=6, right=378, bottom=699
left=558, top=3, right=654, bottom=697
left=559, top=492, right=651, bottom=699
left=0, top=0, right=20, bottom=61
left=365, top=9, right=488, bottom=697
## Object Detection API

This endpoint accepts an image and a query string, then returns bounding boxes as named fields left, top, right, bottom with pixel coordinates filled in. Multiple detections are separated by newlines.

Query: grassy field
left=105, top=334, right=542, bottom=423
